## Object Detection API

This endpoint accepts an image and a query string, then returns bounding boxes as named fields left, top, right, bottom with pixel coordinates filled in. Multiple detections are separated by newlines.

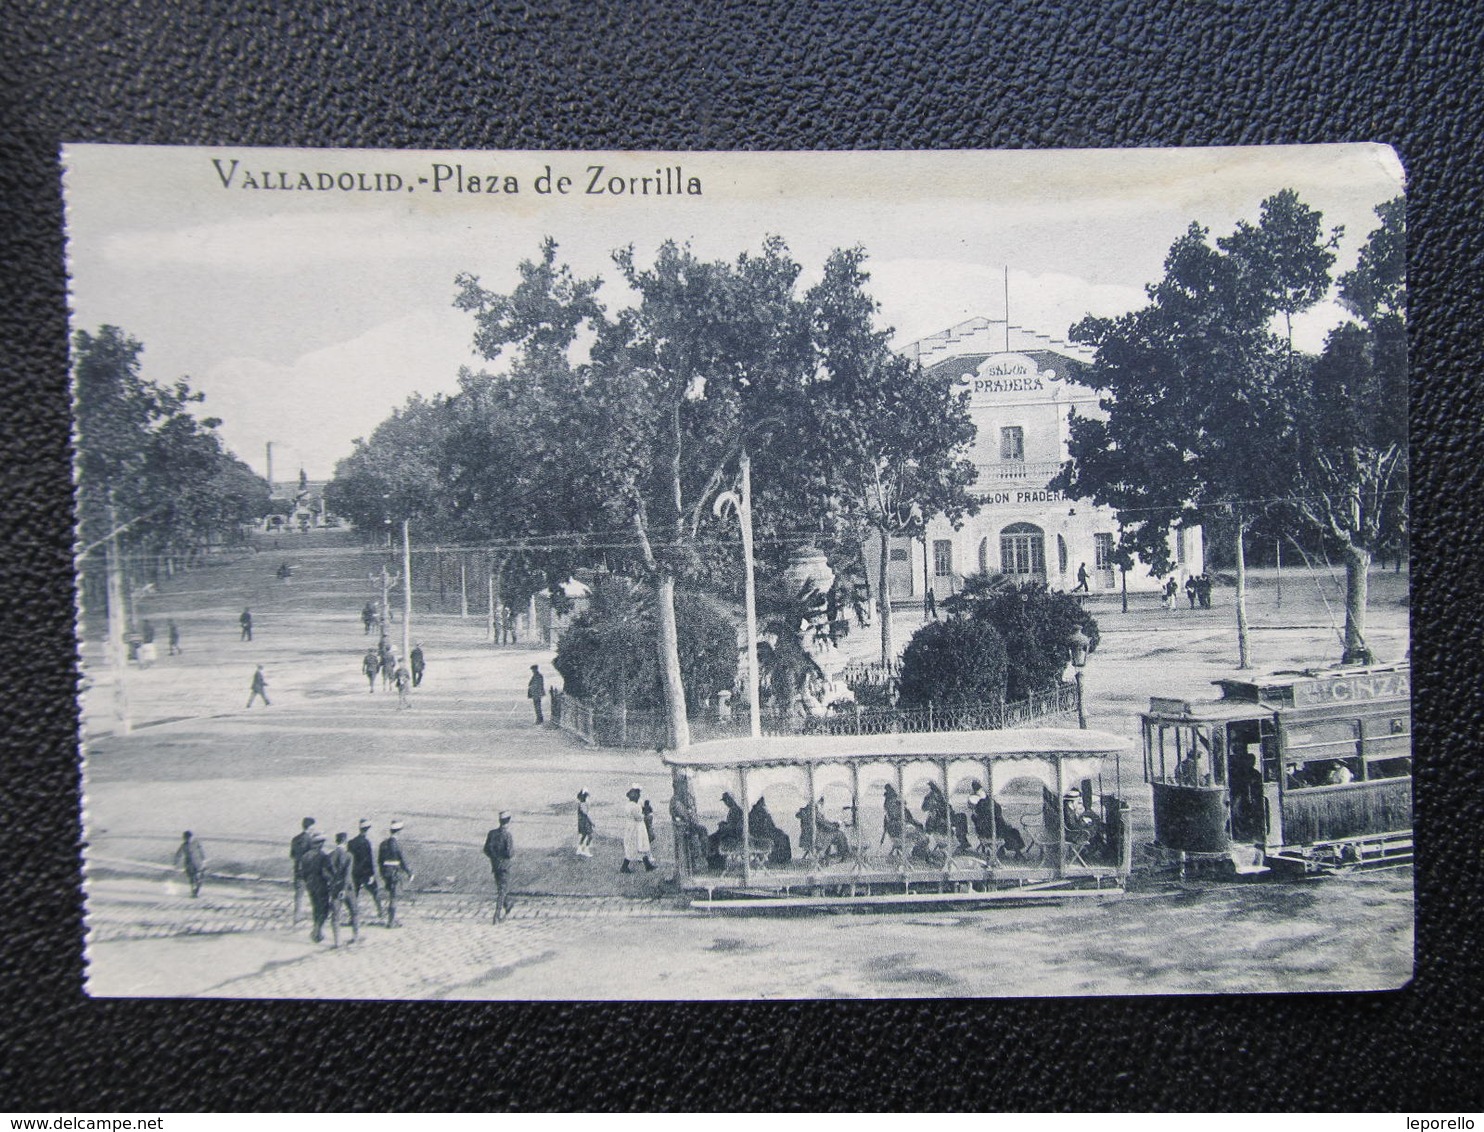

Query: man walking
left=302, top=831, right=332, bottom=944
left=239, top=607, right=253, bottom=641
left=289, top=816, right=316, bottom=923
left=410, top=643, right=426, bottom=688
left=620, top=784, right=657, bottom=873
left=167, top=619, right=181, bottom=655
left=361, top=601, right=376, bottom=635
left=394, top=662, right=412, bottom=709
left=1073, top=562, right=1090, bottom=593
left=527, top=664, right=546, bottom=724
left=326, top=832, right=360, bottom=946
left=348, top=819, right=385, bottom=921
left=246, top=664, right=270, bottom=708
left=362, top=647, right=379, bottom=692
left=482, top=810, right=516, bottom=923
left=173, top=830, right=206, bottom=897
left=377, top=820, right=413, bottom=927
left=1185, top=573, right=1198, bottom=609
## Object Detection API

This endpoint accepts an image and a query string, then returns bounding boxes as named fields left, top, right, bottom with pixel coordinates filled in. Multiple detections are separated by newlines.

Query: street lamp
left=1067, top=626, right=1090, bottom=729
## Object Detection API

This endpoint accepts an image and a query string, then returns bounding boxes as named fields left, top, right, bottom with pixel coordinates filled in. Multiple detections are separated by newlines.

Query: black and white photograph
left=68, top=143, right=1410, bottom=999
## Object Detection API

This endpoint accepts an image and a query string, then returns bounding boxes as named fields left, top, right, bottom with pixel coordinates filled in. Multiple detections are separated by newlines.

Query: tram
left=1141, top=662, right=1412, bottom=876
left=664, top=728, right=1132, bottom=910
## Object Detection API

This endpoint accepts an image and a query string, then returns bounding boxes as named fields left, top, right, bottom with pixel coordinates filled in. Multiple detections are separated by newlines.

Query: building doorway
left=999, top=523, right=1047, bottom=583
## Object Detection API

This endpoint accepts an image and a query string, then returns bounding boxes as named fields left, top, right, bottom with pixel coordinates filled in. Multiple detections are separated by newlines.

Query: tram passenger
left=883, top=784, right=934, bottom=861
left=966, top=781, right=1026, bottom=858
left=669, top=786, right=710, bottom=875
left=1174, top=752, right=1203, bottom=786
left=1324, top=760, right=1355, bottom=785
left=707, top=792, right=745, bottom=870
left=748, top=797, right=793, bottom=865
left=922, top=782, right=970, bottom=852
left=796, top=798, right=850, bottom=862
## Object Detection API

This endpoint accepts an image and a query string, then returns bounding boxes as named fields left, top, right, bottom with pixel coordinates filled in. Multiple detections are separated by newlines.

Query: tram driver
left=1174, top=751, right=1204, bottom=787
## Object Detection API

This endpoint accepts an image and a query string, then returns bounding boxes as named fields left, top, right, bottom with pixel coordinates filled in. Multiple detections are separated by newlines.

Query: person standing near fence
left=527, top=665, right=546, bottom=724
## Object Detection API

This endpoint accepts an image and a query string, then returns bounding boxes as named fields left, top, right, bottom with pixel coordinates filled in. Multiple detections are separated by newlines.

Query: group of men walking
left=289, top=815, right=413, bottom=947
left=361, top=635, right=426, bottom=708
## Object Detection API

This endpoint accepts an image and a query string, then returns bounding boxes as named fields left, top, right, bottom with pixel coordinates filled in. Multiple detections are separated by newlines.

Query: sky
left=64, top=144, right=1404, bottom=481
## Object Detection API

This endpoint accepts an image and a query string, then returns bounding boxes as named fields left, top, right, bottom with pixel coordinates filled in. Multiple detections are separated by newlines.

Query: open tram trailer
left=1142, top=662, right=1412, bottom=876
left=664, top=728, right=1132, bottom=911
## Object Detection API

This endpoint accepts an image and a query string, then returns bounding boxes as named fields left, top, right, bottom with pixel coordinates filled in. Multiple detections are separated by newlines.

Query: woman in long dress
left=620, top=785, right=656, bottom=873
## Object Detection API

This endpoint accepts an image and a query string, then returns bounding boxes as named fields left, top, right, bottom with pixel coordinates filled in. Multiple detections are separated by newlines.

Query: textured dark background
left=3, top=0, right=1482, bottom=1112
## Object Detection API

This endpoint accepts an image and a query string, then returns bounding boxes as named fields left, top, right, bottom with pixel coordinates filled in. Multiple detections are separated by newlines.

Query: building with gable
left=869, top=317, right=1202, bottom=607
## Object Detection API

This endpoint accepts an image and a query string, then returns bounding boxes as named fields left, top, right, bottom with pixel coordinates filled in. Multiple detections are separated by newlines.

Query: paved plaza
left=80, top=535, right=1413, bottom=998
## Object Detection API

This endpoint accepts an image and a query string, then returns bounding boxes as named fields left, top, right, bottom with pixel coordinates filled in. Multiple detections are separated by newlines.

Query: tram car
left=1141, top=662, right=1412, bottom=876
left=664, top=728, right=1132, bottom=911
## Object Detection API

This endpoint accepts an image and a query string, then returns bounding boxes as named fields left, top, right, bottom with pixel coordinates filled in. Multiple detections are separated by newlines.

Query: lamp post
left=1067, top=626, right=1090, bottom=730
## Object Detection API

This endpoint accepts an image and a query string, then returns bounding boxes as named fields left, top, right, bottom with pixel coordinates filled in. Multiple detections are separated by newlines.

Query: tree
left=801, top=247, right=979, bottom=665
left=942, top=574, right=1099, bottom=702
left=754, top=581, right=829, bottom=718
left=325, top=393, right=457, bottom=541
left=1057, top=192, right=1339, bottom=667
left=1287, top=197, right=1407, bottom=663
left=897, top=618, right=1008, bottom=708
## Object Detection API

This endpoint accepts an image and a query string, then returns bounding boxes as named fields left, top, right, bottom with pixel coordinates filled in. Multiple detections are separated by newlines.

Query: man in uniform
left=377, top=819, right=414, bottom=927
left=347, top=818, right=384, bottom=921
left=289, top=816, right=316, bottom=923
left=326, top=832, right=359, bottom=946
left=482, top=810, right=516, bottom=923
left=362, top=647, right=379, bottom=692
left=302, top=830, right=332, bottom=944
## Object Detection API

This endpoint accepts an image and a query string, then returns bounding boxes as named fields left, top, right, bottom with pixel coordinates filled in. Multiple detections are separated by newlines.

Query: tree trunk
left=655, top=571, right=691, bottom=750
left=877, top=526, right=894, bottom=666
left=1234, top=520, right=1251, bottom=669
left=1342, top=545, right=1373, bottom=665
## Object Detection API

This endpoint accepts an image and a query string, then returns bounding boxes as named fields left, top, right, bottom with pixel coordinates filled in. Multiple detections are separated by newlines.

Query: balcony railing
left=973, top=461, right=1064, bottom=487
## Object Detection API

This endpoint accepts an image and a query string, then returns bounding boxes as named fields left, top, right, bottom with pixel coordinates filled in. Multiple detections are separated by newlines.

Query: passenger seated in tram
left=748, top=797, right=793, bottom=865
left=1323, top=760, right=1355, bottom=785
left=796, top=798, right=851, bottom=863
left=1174, top=752, right=1204, bottom=787
left=1063, top=793, right=1108, bottom=862
left=966, top=780, right=1026, bottom=859
left=883, top=784, right=940, bottom=864
left=707, top=791, right=746, bottom=870
left=922, top=782, right=970, bottom=853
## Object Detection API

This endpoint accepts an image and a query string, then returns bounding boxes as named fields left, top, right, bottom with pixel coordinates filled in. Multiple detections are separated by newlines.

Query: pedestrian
left=240, top=607, right=253, bottom=641
left=620, top=784, right=657, bottom=873
left=527, top=664, right=546, bottom=724
left=1198, top=573, right=1213, bottom=609
left=1184, top=574, right=1198, bottom=609
left=173, top=830, right=206, bottom=897
left=347, top=819, right=386, bottom=921
left=1163, top=577, right=1179, bottom=612
left=361, top=602, right=376, bottom=635
left=924, top=587, right=937, bottom=619
left=289, top=816, right=316, bottom=923
left=362, top=647, right=379, bottom=693
left=642, top=797, right=656, bottom=848
left=141, top=619, right=156, bottom=644
left=380, top=647, right=396, bottom=690
left=377, top=820, right=413, bottom=927
left=394, top=663, right=412, bottom=709
left=302, top=831, right=331, bottom=944
left=575, top=789, right=594, bottom=858
left=246, top=664, right=270, bottom=708
left=326, top=832, right=359, bottom=946
left=482, top=810, right=516, bottom=923
left=410, top=643, right=425, bottom=688
left=1073, top=562, right=1090, bottom=593
left=167, top=619, right=181, bottom=656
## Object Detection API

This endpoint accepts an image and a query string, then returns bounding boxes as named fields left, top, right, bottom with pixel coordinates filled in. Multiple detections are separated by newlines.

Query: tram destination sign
left=1292, top=668, right=1411, bottom=707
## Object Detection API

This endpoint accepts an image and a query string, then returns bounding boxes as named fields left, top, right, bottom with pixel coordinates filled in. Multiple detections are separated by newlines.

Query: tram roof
left=664, top=728, right=1130, bottom=770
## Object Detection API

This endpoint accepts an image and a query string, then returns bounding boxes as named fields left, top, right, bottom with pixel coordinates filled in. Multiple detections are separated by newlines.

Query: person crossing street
left=173, top=831, right=206, bottom=897
left=377, top=820, right=414, bottom=927
left=347, top=819, right=385, bottom=921
left=482, top=810, right=516, bottom=923
left=246, top=664, right=270, bottom=708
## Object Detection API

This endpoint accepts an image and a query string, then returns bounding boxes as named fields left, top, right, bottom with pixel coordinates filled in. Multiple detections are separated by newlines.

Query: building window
left=1176, top=527, right=1187, bottom=565
left=1094, top=532, right=1115, bottom=569
left=999, top=522, right=1046, bottom=580
left=1057, top=533, right=1068, bottom=576
left=999, top=426, right=1025, bottom=463
left=933, top=540, right=953, bottom=577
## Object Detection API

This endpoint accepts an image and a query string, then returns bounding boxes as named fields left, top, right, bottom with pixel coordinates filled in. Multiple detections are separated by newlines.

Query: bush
left=897, top=619, right=1008, bottom=708
left=553, top=577, right=738, bottom=714
left=943, top=574, right=1099, bottom=701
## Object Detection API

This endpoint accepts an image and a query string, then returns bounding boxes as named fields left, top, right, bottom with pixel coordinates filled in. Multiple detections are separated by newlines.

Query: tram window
left=1155, top=723, right=1218, bottom=785
left=1285, top=720, right=1361, bottom=760
left=1369, top=756, right=1413, bottom=780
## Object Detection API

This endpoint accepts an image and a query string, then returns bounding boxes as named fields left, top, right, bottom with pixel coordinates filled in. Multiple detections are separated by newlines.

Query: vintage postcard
left=68, top=144, right=1410, bottom=999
